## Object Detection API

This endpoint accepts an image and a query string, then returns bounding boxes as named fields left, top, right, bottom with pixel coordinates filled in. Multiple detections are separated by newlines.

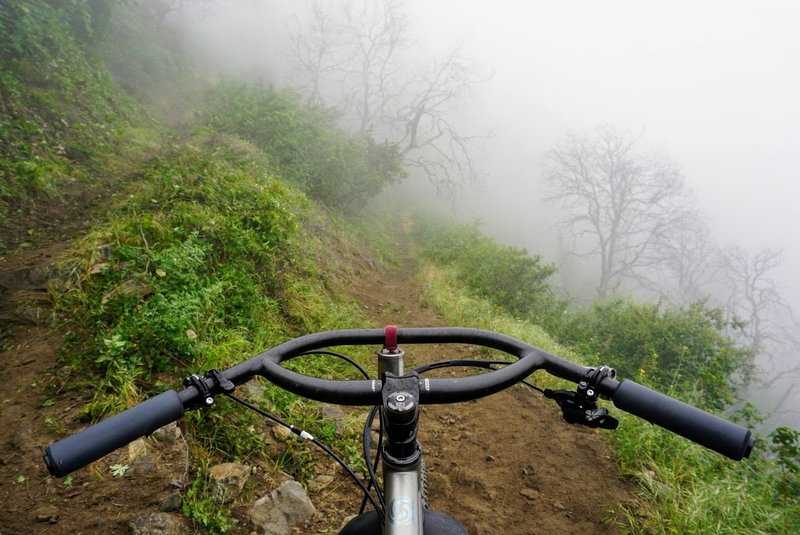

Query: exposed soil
left=319, top=237, right=637, bottom=534
left=0, top=217, right=637, bottom=534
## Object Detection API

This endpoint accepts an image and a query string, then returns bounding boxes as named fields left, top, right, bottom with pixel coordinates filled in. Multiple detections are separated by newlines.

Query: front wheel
left=338, top=510, right=468, bottom=535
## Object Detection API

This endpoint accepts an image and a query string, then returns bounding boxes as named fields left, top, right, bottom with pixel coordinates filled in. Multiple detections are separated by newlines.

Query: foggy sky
left=178, top=0, right=800, bottom=305
left=405, top=0, right=800, bottom=304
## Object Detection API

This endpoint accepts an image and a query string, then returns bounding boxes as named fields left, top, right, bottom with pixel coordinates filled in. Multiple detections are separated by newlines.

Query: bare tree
left=287, top=0, right=487, bottom=193
left=286, top=0, right=343, bottom=108
left=638, top=210, right=718, bottom=303
left=718, top=246, right=789, bottom=357
left=545, top=125, right=691, bottom=298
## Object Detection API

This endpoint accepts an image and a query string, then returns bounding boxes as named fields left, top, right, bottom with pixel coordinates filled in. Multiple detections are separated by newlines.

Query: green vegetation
left=0, top=1, right=141, bottom=220
left=559, top=300, right=749, bottom=411
left=50, top=141, right=376, bottom=533
left=418, top=247, right=798, bottom=534
left=200, top=83, right=406, bottom=210
left=415, top=218, right=566, bottom=332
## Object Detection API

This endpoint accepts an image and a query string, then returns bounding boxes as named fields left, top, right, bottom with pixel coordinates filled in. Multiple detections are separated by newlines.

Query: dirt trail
left=0, top=218, right=636, bottom=534
left=332, top=239, right=636, bottom=534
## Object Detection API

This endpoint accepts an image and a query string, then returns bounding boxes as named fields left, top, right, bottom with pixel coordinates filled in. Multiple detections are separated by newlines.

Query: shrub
left=558, top=300, right=750, bottom=410
left=414, top=219, right=565, bottom=331
left=200, top=83, right=406, bottom=210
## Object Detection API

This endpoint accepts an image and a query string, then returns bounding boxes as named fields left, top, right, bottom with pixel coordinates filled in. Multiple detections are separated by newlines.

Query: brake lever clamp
left=184, top=374, right=214, bottom=409
left=579, top=365, right=616, bottom=401
left=182, top=369, right=235, bottom=411
left=544, top=366, right=619, bottom=430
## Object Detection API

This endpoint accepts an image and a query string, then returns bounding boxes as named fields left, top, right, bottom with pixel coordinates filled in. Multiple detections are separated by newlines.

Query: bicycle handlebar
left=43, top=328, right=754, bottom=478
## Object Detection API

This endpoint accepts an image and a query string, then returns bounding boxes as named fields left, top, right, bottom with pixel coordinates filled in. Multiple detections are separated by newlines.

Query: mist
left=169, top=0, right=800, bottom=429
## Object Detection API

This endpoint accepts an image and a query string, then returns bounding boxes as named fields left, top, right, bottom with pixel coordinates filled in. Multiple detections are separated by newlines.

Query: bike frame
left=378, top=344, right=426, bottom=534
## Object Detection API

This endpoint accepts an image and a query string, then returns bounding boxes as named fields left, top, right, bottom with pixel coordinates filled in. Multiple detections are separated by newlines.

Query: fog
left=172, top=1, right=799, bottom=427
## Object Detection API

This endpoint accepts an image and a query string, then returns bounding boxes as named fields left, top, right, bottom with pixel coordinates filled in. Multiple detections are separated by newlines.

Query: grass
left=45, top=138, right=384, bottom=532
left=416, top=263, right=799, bottom=534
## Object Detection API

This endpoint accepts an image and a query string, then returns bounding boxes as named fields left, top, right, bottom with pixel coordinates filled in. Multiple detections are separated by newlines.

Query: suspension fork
left=377, top=326, right=425, bottom=535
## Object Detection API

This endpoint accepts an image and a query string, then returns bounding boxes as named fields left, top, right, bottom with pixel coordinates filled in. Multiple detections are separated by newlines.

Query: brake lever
left=544, top=388, right=619, bottom=430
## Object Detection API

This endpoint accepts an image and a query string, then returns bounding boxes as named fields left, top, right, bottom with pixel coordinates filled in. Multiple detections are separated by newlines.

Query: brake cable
left=207, top=350, right=386, bottom=521
left=224, top=392, right=385, bottom=523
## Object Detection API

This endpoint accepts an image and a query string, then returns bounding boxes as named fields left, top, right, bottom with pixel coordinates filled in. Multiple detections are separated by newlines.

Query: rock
left=130, top=438, right=149, bottom=460
left=34, top=505, right=59, bottom=524
left=522, top=464, right=536, bottom=476
left=242, top=381, right=267, bottom=401
left=321, top=404, right=346, bottom=436
left=308, top=474, right=334, bottom=492
left=208, top=462, right=251, bottom=503
left=128, top=512, right=189, bottom=535
left=153, top=423, right=182, bottom=444
left=159, top=492, right=183, bottom=512
left=271, top=425, right=292, bottom=441
left=250, top=480, right=316, bottom=535
left=485, top=455, right=496, bottom=462
left=128, top=454, right=157, bottom=476
left=520, top=488, right=539, bottom=501
left=553, top=500, right=567, bottom=511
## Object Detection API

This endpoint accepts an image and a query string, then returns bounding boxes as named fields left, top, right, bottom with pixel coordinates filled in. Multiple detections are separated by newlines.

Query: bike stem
left=378, top=326, right=425, bottom=534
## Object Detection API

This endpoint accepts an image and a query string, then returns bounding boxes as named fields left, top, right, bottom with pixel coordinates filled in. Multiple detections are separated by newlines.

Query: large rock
left=208, top=462, right=251, bottom=503
left=250, top=480, right=316, bottom=535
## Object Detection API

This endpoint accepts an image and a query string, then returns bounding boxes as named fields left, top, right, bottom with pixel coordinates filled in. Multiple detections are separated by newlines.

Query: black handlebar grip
left=612, top=380, right=755, bottom=460
left=43, top=390, right=185, bottom=477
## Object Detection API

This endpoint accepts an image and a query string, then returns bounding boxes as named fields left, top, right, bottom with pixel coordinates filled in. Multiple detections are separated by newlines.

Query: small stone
left=520, top=488, right=539, bottom=501
left=34, top=505, right=59, bottom=523
left=129, top=512, right=187, bottom=534
left=522, top=464, right=535, bottom=476
left=485, top=455, right=496, bottom=462
left=553, top=501, right=566, bottom=511
left=129, top=437, right=149, bottom=460
left=153, top=424, right=182, bottom=444
left=128, top=454, right=156, bottom=476
left=251, top=480, right=316, bottom=535
left=185, top=329, right=197, bottom=340
left=242, top=381, right=266, bottom=400
left=159, top=492, right=182, bottom=512
left=308, top=474, right=335, bottom=491
left=321, top=404, right=346, bottom=437
left=208, top=462, right=251, bottom=503
left=272, top=425, right=292, bottom=441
